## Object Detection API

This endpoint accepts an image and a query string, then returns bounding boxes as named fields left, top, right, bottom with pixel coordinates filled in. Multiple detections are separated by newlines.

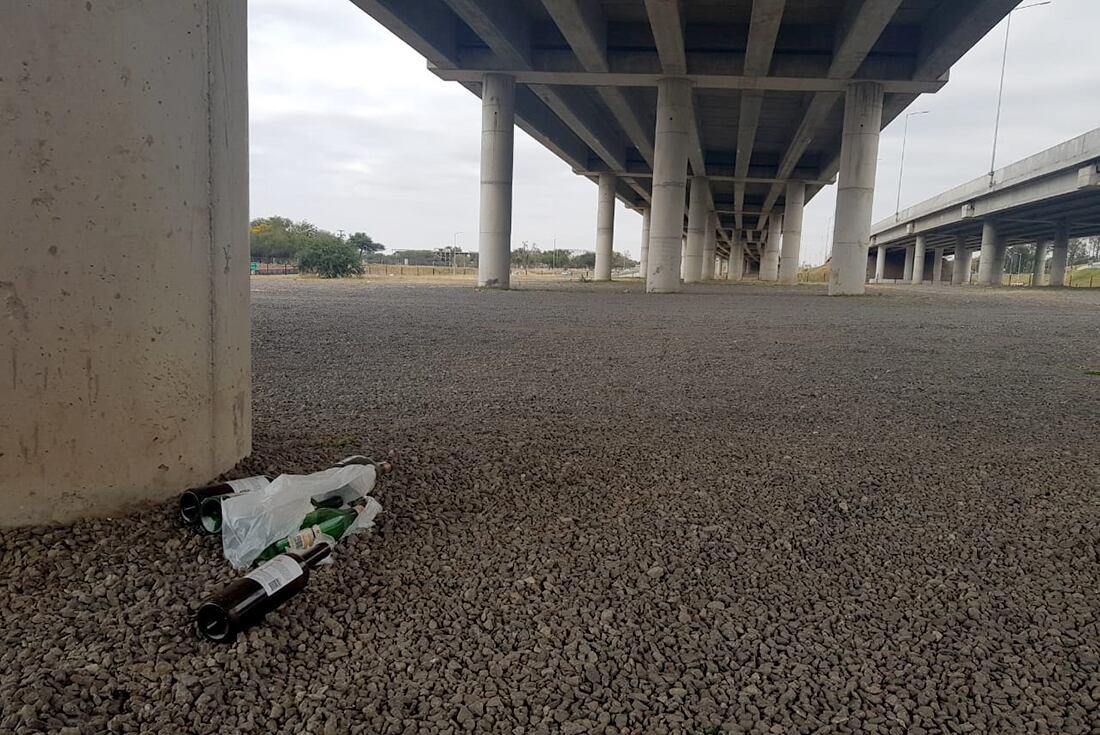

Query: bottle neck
left=291, top=540, right=333, bottom=569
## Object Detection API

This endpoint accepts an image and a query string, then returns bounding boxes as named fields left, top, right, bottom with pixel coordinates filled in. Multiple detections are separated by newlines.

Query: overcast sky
left=249, top=0, right=1100, bottom=265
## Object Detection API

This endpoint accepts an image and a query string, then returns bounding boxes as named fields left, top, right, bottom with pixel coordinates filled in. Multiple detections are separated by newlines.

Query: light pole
left=895, top=110, right=930, bottom=219
left=452, top=232, right=462, bottom=274
left=989, top=1, right=1052, bottom=185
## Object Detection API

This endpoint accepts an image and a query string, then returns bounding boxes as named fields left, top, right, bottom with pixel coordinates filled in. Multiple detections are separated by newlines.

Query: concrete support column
left=875, top=246, right=887, bottom=282
left=702, top=211, right=718, bottom=279
left=778, top=182, right=805, bottom=285
left=478, top=73, right=516, bottom=288
left=1031, top=240, right=1049, bottom=286
left=594, top=173, right=617, bottom=281
left=952, top=236, right=972, bottom=285
left=932, top=247, right=944, bottom=284
left=829, top=83, right=884, bottom=295
left=728, top=236, right=745, bottom=281
left=638, top=207, right=652, bottom=282
left=647, top=78, right=693, bottom=293
left=684, top=177, right=709, bottom=283
left=1, top=0, right=250, bottom=525
left=977, top=220, right=1001, bottom=286
left=912, top=235, right=927, bottom=284
left=760, top=216, right=782, bottom=281
left=1050, top=224, right=1069, bottom=286
left=903, top=244, right=915, bottom=282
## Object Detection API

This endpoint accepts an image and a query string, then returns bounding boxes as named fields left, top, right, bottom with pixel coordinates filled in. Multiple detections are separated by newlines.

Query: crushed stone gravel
left=1, top=278, right=1098, bottom=734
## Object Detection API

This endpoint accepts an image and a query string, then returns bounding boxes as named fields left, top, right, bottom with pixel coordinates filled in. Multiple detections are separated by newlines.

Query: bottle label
left=287, top=525, right=322, bottom=552
left=246, top=555, right=303, bottom=595
left=226, top=476, right=270, bottom=495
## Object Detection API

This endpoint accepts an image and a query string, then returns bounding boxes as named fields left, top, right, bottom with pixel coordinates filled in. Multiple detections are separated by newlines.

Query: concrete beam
left=431, top=67, right=945, bottom=94
left=643, top=0, right=687, bottom=75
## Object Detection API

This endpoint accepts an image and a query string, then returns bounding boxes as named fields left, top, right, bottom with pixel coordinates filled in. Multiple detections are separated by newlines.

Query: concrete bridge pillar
left=594, top=173, right=617, bottom=281
left=779, top=182, right=805, bottom=285
left=478, top=73, right=516, bottom=288
left=952, top=237, right=973, bottom=285
left=638, top=207, right=652, bottom=283
left=977, top=220, right=1002, bottom=286
left=932, top=247, right=945, bottom=284
left=875, top=246, right=887, bottom=282
left=1, top=0, right=250, bottom=526
left=1031, top=240, right=1049, bottom=286
left=1049, top=224, right=1069, bottom=286
left=701, top=211, right=718, bottom=280
left=903, top=244, right=915, bottom=282
left=728, top=237, right=745, bottom=281
left=647, top=78, right=693, bottom=293
left=912, top=235, right=927, bottom=284
left=684, top=177, right=710, bottom=283
left=829, top=82, right=884, bottom=295
left=760, top=216, right=782, bottom=281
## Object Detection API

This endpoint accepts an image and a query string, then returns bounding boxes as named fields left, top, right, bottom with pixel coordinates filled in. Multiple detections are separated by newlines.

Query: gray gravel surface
left=2, top=278, right=1099, bottom=734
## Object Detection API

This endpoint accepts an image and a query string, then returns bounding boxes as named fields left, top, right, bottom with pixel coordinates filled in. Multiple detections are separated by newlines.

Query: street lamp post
left=895, top=110, right=930, bottom=219
left=452, top=232, right=462, bottom=274
left=989, top=1, right=1052, bottom=185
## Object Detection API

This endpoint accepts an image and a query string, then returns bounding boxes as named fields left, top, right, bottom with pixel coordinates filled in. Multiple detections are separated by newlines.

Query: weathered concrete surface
left=0, top=0, right=250, bottom=526
left=478, top=73, right=516, bottom=289
left=829, top=83, right=883, bottom=295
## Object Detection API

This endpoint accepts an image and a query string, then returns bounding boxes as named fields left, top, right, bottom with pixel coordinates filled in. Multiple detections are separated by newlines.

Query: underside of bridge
left=353, top=0, right=1017, bottom=291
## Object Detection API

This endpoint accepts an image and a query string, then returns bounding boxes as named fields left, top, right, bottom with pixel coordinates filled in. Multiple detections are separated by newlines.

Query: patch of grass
left=1083, top=368, right=1100, bottom=377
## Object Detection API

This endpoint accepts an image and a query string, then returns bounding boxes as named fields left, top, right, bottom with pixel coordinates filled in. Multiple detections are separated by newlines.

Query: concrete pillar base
left=594, top=173, right=617, bottom=281
left=647, top=78, right=693, bottom=294
left=478, top=73, right=516, bottom=289
left=829, top=83, right=884, bottom=295
left=2, top=0, right=250, bottom=526
left=778, top=182, right=805, bottom=285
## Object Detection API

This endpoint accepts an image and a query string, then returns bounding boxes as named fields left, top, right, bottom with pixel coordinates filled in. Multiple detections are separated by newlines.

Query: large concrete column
left=701, top=211, right=718, bottom=280
left=932, top=247, right=944, bottom=284
left=760, top=216, right=782, bottom=281
left=647, top=78, right=693, bottom=293
left=952, top=236, right=972, bottom=285
left=1049, top=224, right=1069, bottom=286
left=1031, top=240, right=1049, bottom=286
left=912, top=235, right=927, bottom=284
left=478, top=73, right=516, bottom=288
left=639, top=207, right=652, bottom=281
left=1, top=0, right=250, bottom=526
left=829, top=83, right=884, bottom=295
left=875, top=246, right=887, bottom=282
left=594, top=173, right=617, bottom=281
left=903, top=244, right=915, bottom=282
left=728, top=236, right=745, bottom=281
left=976, top=220, right=1001, bottom=286
left=684, top=177, right=709, bottom=283
left=778, top=182, right=805, bottom=285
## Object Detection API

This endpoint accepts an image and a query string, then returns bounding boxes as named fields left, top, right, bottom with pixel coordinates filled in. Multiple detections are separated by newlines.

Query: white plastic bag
left=220, top=464, right=379, bottom=569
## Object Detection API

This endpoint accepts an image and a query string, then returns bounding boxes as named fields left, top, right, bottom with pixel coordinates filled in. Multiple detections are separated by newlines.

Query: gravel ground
left=2, top=278, right=1098, bottom=734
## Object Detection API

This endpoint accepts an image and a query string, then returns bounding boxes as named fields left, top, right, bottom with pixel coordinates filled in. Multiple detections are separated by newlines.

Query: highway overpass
left=1, top=0, right=1022, bottom=523
left=870, top=127, right=1100, bottom=286
left=352, top=0, right=1019, bottom=293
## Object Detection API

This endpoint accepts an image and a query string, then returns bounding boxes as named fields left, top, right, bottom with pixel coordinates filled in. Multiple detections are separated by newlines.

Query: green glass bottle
left=256, top=501, right=368, bottom=562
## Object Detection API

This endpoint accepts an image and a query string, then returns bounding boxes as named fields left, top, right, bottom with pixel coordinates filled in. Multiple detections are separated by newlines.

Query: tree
left=298, top=234, right=364, bottom=278
left=347, top=232, right=384, bottom=258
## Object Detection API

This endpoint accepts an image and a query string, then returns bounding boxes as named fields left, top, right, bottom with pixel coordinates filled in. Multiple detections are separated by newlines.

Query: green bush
left=298, top=236, right=364, bottom=278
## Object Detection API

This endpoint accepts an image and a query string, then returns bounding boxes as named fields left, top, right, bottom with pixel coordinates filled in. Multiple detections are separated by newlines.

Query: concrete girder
left=539, top=0, right=656, bottom=168
left=758, top=0, right=903, bottom=228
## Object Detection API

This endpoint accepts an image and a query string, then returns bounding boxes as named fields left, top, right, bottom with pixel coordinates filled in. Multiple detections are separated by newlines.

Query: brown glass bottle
left=196, top=541, right=332, bottom=643
left=179, top=476, right=270, bottom=528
